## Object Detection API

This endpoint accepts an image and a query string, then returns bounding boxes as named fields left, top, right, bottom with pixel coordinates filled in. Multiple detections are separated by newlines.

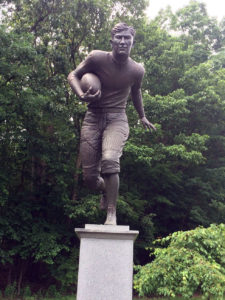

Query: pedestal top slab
left=75, top=224, right=139, bottom=241
left=85, top=224, right=130, bottom=231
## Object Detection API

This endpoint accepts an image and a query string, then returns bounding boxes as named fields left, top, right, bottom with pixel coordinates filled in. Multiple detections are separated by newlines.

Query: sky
left=146, top=0, right=225, bottom=21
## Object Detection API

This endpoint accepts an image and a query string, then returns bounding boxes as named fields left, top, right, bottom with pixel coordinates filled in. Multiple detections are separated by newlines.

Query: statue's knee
left=83, top=174, right=103, bottom=190
left=101, top=159, right=120, bottom=174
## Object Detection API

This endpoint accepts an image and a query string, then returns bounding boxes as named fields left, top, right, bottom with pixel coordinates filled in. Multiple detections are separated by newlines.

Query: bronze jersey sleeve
left=75, top=50, right=145, bottom=111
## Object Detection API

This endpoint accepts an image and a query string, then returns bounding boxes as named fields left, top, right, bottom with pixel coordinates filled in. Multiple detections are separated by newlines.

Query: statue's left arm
left=131, top=67, right=156, bottom=131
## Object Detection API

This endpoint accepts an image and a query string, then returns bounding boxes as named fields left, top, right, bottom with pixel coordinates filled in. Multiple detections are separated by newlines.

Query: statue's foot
left=104, top=211, right=117, bottom=225
left=100, top=193, right=107, bottom=210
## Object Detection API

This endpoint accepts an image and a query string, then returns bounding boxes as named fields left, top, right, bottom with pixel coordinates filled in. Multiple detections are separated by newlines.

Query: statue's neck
left=111, top=51, right=129, bottom=65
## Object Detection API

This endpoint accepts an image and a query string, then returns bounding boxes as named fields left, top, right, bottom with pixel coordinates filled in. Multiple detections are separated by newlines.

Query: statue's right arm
left=67, top=60, right=88, bottom=98
left=67, top=51, right=101, bottom=102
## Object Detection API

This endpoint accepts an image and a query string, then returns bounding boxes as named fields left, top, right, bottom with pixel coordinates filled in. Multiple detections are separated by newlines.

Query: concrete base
left=75, top=224, right=139, bottom=300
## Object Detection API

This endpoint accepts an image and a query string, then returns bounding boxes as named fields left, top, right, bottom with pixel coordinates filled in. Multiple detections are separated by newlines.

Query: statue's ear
left=110, top=39, right=113, bottom=46
left=132, top=40, right=136, bottom=47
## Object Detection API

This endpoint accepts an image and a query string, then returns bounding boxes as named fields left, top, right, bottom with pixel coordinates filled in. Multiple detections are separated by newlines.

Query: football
left=80, top=73, right=101, bottom=94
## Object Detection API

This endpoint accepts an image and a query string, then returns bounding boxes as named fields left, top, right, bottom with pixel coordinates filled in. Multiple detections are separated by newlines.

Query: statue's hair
left=111, top=23, right=135, bottom=38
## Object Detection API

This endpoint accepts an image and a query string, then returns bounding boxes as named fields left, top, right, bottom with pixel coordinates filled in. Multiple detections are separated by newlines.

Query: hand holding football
left=80, top=73, right=101, bottom=94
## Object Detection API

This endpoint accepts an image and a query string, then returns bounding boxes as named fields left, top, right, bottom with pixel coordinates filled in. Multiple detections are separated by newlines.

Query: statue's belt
left=88, top=107, right=126, bottom=113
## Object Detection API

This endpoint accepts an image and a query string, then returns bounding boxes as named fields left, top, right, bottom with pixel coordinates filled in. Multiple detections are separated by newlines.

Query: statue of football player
left=68, top=23, right=156, bottom=225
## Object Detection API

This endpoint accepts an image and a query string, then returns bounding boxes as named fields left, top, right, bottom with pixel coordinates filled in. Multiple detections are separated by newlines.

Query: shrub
left=134, top=224, right=225, bottom=299
left=45, top=285, right=59, bottom=298
left=23, top=286, right=32, bottom=297
left=4, top=282, right=17, bottom=299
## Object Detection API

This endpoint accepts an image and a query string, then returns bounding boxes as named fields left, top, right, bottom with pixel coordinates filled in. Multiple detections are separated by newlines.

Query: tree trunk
left=72, top=151, right=81, bottom=202
left=17, top=260, right=27, bottom=296
left=7, top=264, right=12, bottom=286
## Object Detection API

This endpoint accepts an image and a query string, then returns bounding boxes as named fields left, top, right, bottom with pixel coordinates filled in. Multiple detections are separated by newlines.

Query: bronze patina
left=68, top=23, right=156, bottom=225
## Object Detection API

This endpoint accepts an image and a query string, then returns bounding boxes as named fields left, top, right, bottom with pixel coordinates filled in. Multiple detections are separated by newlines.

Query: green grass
left=134, top=298, right=197, bottom=300
left=133, top=297, right=225, bottom=300
left=2, top=296, right=151, bottom=300
left=1, top=296, right=224, bottom=300
left=0, top=298, right=189, bottom=300
left=134, top=297, right=225, bottom=300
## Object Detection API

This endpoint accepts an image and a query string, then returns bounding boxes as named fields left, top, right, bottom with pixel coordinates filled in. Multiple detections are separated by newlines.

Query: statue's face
left=111, top=29, right=134, bottom=57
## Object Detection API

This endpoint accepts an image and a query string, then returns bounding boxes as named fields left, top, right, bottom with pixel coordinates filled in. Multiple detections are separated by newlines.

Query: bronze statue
left=68, top=23, right=156, bottom=225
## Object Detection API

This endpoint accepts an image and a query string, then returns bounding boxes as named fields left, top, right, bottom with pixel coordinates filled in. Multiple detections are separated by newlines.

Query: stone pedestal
left=75, top=224, right=139, bottom=300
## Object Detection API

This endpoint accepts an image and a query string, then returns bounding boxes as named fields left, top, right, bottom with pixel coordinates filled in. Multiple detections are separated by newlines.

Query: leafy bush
left=4, top=282, right=16, bottom=299
left=134, top=224, right=225, bottom=299
left=22, top=286, right=32, bottom=298
left=45, top=285, right=59, bottom=298
left=47, top=248, right=79, bottom=294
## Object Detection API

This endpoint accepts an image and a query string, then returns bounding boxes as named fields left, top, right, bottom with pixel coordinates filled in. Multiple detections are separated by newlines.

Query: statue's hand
left=80, top=87, right=101, bottom=102
left=141, top=116, right=156, bottom=132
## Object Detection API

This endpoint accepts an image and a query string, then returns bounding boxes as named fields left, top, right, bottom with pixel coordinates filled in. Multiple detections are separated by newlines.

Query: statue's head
left=111, top=23, right=136, bottom=38
left=110, top=23, right=135, bottom=58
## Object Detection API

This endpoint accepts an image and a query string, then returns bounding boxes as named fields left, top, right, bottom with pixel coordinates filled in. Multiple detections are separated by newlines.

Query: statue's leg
left=103, top=173, right=119, bottom=225
left=101, top=112, right=129, bottom=225
left=80, top=111, right=105, bottom=192
left=99, top=190, right=107, bottom=210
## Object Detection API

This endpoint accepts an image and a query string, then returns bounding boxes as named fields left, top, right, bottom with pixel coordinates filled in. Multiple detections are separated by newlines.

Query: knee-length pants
left=80, top=110, right=129, bottom=189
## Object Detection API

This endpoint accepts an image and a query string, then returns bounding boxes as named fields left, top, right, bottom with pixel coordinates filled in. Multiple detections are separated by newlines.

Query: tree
left=134, top=224, right=225, bottom=299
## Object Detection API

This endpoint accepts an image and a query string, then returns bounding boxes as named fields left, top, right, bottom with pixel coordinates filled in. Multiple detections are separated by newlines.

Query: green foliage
left=48, top=249, right=79, bottom=293
left=22, top=286, right=32, bottom=298
left=45, top=285, right=59, bottom=298
left=4, top=282, right=16, bottom=299
left=1, top=0, right=225, bottom=294
left=0, top=0, right=153, bottom=293
left=134, top=224, right=225, bottom=299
